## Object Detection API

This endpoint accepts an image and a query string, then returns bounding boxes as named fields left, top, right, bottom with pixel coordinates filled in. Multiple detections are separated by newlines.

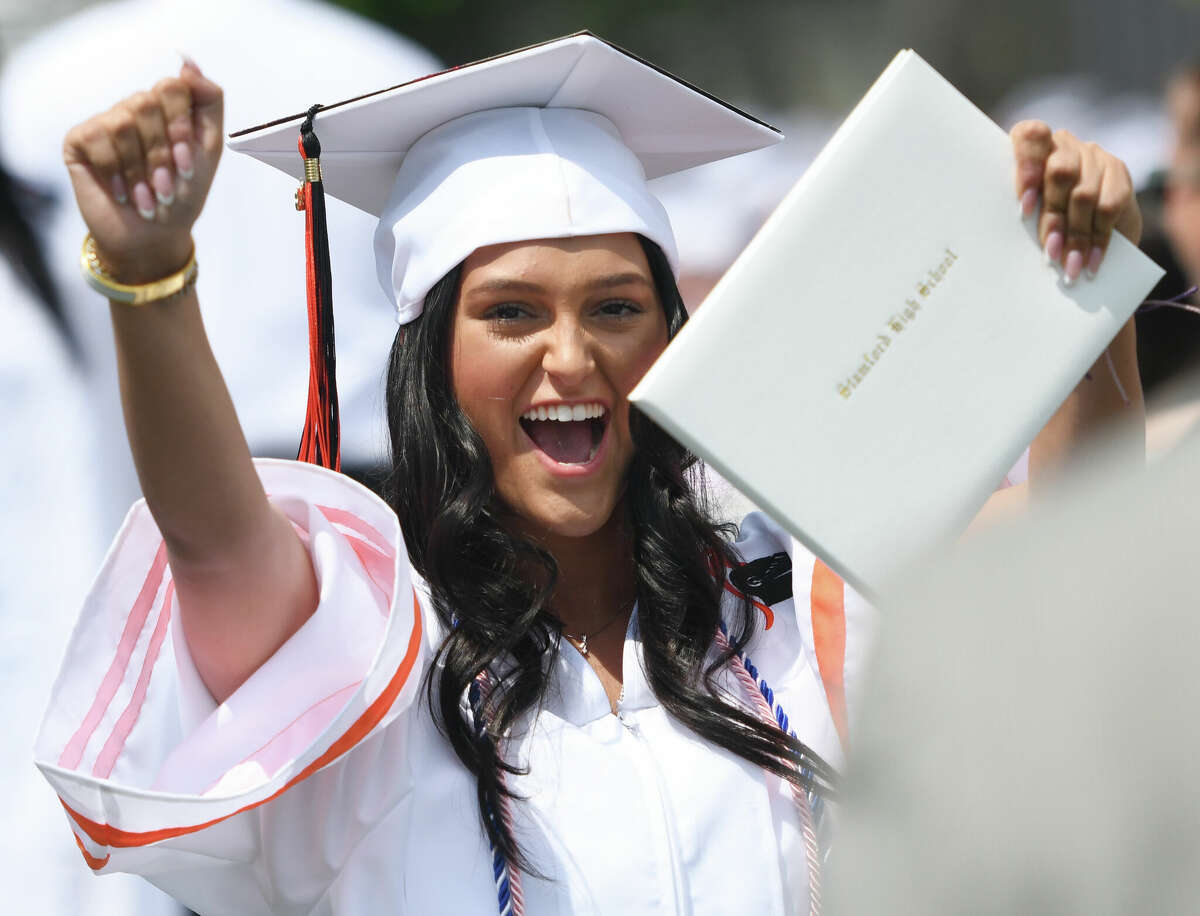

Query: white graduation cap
left=228, top=31, right=782, bottom=324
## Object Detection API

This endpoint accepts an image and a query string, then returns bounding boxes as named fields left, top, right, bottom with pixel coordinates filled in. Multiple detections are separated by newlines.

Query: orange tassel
left=295, top=105, right=340, bottom=471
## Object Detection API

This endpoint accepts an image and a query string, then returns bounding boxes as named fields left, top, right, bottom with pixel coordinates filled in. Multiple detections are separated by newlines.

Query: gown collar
left=544, top=603, right=655, bottom=727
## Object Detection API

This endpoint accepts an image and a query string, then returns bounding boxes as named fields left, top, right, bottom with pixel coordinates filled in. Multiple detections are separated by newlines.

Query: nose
left=541, top=317, right=595, bottom=389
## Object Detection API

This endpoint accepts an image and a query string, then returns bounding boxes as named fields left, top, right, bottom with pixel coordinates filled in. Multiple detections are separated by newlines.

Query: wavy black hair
left=384, top=235, right=833, bottom=872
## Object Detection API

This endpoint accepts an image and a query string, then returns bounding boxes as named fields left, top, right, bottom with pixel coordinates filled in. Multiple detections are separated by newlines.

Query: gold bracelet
left=80, top=234, right=198, bottom=305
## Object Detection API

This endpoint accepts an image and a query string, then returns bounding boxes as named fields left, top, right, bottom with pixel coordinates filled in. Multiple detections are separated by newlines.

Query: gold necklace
left=561, top=599, right=635, bottom=657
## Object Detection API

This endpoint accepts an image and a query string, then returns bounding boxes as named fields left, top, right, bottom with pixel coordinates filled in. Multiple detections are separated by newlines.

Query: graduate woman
left=36, top=35, right=1143, bottom=915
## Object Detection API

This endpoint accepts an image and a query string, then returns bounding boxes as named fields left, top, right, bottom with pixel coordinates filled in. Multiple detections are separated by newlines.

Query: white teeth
left=520, top=402, right=608, bottom=422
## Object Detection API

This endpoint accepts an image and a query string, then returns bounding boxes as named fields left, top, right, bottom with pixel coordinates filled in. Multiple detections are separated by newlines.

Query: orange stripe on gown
left=811, top=559, right=848, bottom=750
left=61, top=591, right=423, bottom=861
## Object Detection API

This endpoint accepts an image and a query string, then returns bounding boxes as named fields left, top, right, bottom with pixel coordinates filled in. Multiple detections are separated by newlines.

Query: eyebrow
left=587, top=272, right=654, bottom=291
left=467, top=273, right=654, bottom=296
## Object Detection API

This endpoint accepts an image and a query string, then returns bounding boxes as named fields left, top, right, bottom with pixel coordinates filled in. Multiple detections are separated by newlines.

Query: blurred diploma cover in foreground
left=630, top=50, right=1163, bottom=600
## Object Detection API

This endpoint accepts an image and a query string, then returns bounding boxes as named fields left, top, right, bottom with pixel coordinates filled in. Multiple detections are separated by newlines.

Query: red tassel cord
left=295, top=104, right=340, bottom=471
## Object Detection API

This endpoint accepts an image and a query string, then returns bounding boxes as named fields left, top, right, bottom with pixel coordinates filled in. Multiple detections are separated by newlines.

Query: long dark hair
left=384, top=235, right=830, bottom=871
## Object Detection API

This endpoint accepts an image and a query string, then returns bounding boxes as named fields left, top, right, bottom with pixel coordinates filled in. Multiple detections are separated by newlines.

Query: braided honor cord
left=714, top=623, right=827, bottom=916
left=467, top=672, right=526, bottom=916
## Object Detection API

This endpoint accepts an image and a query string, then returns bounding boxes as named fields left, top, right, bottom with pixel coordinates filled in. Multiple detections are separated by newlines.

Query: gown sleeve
left=33, top=459, right=432, bottom=915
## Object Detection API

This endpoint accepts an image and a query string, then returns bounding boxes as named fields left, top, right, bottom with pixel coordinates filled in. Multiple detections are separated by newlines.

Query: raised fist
left=1011, top=120, right=1143, bottom=285
left=63, top=58, right=224, bottom=284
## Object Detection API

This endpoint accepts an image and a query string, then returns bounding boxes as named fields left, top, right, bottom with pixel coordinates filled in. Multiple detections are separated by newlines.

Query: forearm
left=111, top=282, right=319, bottom=701
left=1029, top=318, right=1144, bottom=493
left=970, top=320, right=1143, bottom=532
left=110, top=281, right=271, bottom=559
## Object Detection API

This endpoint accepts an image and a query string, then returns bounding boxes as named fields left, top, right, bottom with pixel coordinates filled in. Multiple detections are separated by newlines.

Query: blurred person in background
left=0, top=0, right=436, bottom=911
left=0, top=159, right=164, bottom=914
left=1163, top=59, right=1200, bottom=286
left=1132, top=170, right=1191, bottom=403
left=831, top=428, right=1200, bottom=915
left=0, top=0, right=441, bottom=541
left=1131, top=60, right=1200, bottom=454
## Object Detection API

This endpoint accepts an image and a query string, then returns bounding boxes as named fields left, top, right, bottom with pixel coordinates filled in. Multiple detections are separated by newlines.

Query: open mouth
left=519, top=402, right=608, bottom=465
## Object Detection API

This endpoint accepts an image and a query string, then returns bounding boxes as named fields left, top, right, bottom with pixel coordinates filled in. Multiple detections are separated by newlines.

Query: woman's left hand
left=1011, top=121, right=1143, bottom=285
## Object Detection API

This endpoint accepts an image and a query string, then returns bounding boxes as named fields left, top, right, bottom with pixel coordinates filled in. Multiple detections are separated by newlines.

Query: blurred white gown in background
left=0, top=0, right=441, bottom=538
left=0, top=262, right=166, bottom=913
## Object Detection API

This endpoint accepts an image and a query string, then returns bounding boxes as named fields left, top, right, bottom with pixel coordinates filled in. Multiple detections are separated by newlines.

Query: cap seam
left=526, top=109, right=575, bottom=229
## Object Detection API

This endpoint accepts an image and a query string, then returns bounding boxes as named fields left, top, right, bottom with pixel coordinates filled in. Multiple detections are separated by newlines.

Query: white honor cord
left=1104, top=349, right=1130, bottom=407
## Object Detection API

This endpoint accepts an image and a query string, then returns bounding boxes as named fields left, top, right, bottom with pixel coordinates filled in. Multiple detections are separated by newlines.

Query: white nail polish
left=1019, top=188, right=1037, bottom=218
left=171, top=142, right=195, bottom=180
left=138, top=205, right=156, bottom=221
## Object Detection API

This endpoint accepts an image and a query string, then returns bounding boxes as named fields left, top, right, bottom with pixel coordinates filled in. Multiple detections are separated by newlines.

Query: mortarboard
left=226, top=31, right=781, bottom=468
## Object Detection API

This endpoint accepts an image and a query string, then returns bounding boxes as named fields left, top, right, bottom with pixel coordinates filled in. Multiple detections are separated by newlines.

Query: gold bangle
left=80, top=234, right=198, bottom=305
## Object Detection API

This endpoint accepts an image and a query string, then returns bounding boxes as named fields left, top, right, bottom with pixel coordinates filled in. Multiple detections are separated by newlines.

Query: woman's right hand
left=63, top=59, right=223, bottom=283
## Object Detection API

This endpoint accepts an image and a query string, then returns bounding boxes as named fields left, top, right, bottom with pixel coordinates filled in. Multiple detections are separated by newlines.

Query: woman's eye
left=487, top=303, right=529, bottom=321
left=595, top=299, right=642, bottom=317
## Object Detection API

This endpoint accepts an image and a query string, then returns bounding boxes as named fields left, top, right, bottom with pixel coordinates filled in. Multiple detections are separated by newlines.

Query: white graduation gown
left=34, top=460, right=876, bottom=914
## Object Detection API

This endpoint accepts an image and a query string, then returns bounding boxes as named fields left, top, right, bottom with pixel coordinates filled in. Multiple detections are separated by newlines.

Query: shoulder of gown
left=726, top=510, right=880, bottom=766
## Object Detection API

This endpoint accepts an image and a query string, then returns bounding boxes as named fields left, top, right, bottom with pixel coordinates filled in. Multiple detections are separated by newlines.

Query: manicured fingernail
left=1020, top=188, right=1038, bottom=218
left=132, top=181, right=156, bottom=220
left=1086, top=245, right=1103, bottom=279
left=110, top=173, right=128, bottom=204
left=172, top=141, right=194, bottom=179
left=180, top=53, right=202, bottom=76
left=152, top=166, right=175, bottom=205
left=1064, top=249, right=1083, bottom=286
left=1044, top=230, right=1064, bottom=264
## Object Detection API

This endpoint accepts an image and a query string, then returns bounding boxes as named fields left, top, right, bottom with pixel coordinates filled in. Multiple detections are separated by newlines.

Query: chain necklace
left=560, top=599, right=635, bottom=656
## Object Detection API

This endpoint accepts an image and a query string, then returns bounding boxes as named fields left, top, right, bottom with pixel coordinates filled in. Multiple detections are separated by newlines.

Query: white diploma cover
left=631, top=50, right=1164, bottom=599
